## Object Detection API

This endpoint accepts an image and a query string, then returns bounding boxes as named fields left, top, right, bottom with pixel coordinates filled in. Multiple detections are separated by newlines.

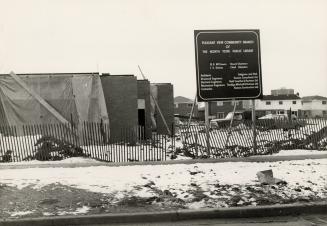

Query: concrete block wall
left=137, top=80, right=152, bottom=139
left=101, top=75, right=138, bottom=142
left=153, top=83, right=174, bottom=135
left=174, top=103, right=199, bottom=118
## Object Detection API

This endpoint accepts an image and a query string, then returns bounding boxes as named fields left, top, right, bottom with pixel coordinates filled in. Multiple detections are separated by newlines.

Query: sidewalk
left=0, top=201, right=326, bottom=226
left=1, top=153, right=327, bottom=169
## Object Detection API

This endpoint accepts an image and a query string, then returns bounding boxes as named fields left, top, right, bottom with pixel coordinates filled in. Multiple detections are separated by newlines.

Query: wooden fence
left=1, top=118, right=326, bottom=163
left=178, top=118, right=327, bottom=158
left=0, top=122, right=170, bottom=163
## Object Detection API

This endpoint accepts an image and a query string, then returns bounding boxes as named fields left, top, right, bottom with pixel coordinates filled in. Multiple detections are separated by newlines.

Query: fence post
left=205, top=102, right=211, bottom=157
left=195, top=133, right=198, bottom=158
left=252, top=99, right=257, bottom=155
left=171, top=123, right=175, bottom=151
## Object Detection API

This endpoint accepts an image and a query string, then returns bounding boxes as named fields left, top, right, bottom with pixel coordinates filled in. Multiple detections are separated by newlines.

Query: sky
left=0, top=0, right=326, bottom=100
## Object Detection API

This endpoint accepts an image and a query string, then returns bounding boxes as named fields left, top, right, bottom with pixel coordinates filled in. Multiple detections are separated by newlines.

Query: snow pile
left=0, top=157, right=101, bottom=166
left=57, top=206, right=90, bottom=216
left=1, top=159, right=326, bottom=202
left=10, top=211, right=35, bottom=217
left=272, top=149, right=326, bottom=156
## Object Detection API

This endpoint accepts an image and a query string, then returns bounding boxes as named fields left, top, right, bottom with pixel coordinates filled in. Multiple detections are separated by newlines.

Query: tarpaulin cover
left=0, top=73, right=109, bottom=144
left=150, top=84, right=158, bottom=130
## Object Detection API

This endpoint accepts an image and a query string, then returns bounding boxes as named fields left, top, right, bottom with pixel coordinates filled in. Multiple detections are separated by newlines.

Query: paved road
left=87, top=214, right=327, bottom=226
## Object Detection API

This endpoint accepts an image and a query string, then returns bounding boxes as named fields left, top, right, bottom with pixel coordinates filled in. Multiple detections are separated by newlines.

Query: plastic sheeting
left=0, top=73, right=109, bottom=144
left=150, top=85, right=158, bottom=130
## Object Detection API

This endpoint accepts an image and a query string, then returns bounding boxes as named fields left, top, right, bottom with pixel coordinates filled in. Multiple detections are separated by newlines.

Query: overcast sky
left=0, top=0, right=326, bottom=99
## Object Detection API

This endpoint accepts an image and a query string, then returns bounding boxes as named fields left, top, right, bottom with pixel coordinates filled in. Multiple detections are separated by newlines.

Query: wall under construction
left=137, top=80, right=152, bottom=139
left=100, top=74, right=138, bottom=142
left=152, top=83, right=174, bottom=135
left=0, top=72, right=174, bottom=143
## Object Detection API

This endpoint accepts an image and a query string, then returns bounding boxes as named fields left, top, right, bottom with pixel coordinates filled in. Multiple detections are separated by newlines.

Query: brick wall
left=153, top=83, right=174, bottom=135
left=174, top=102, right=198, bottom=118
left=101, top=75, right=138, bottom=142
left=137, top=80, right=152, bottom=138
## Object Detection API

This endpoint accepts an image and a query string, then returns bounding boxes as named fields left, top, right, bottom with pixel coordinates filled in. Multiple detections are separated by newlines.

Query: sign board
left=194, top=30, right=262, bottom=101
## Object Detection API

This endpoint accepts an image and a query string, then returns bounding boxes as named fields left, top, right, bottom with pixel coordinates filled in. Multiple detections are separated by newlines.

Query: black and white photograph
left=0, top=0, right=326, bottom=225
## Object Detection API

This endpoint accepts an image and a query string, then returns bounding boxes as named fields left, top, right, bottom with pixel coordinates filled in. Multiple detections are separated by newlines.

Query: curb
left=1, top=202, right=326, bottom=226
left=1, top=154, right=327, bottom=169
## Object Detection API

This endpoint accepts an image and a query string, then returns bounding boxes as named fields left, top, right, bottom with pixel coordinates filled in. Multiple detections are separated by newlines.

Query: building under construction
left=0, top=72, right=174, bottom=143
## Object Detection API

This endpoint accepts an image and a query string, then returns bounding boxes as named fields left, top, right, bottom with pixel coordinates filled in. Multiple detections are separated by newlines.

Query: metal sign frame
left=194, top=29, right=263, bottom=102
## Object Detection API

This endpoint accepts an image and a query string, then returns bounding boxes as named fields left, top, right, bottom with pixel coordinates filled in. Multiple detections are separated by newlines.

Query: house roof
left=0, top=72, right=99, bottom=76
left=262, top=94, right=301, bottom=101
left=174, top=96, right=193, bottom=103
left=301, top=95, right=327, bottom=101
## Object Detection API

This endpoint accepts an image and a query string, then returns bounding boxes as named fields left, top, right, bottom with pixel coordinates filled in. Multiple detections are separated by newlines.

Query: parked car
left=258, top=113, right=297, bottom=120
left=174, top=117, right=184, bottom=126
left=257, top=113, right=304, bottom=130
left=210, top=112, right=244, bottom=128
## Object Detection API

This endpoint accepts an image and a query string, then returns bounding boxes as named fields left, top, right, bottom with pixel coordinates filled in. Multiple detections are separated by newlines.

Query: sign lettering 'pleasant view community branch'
left=194, top=30, right=263, bottom=102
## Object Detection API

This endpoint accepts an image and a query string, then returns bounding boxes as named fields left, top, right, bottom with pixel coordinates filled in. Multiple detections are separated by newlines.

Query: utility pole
left=205, top=102, right=210, bottom=156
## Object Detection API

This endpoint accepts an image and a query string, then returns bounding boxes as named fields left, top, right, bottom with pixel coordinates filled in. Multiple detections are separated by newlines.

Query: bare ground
left=1, top=181, right=326, bottom=219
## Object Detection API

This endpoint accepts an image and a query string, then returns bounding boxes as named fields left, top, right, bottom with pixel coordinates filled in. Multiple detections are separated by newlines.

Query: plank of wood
left=9, top=71, right=70, bottom=125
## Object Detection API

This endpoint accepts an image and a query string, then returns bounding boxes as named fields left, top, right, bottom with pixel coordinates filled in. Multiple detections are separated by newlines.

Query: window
left=187, top=103, right=193, bottom=107
left=266, top=101, right=271, bottom=105
left=322, top=101, right=327, bottom=105
left=217, top=101, right=223, bottom=106
left=217, top=112, right=224, bottom=119
left=231, top=101, right=240, bottom=106
left=174, top=103, right=178, bottom=108
left=138, top=99, right=145, bottom=109
left=292, top=101, right=297, bottom=104
left=279, top=101, right=283, bottom=105
left=323, top=111, right=327, bottom=115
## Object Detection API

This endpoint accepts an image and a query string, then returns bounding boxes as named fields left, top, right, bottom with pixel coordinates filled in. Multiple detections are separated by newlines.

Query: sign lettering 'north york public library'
left=194, top=30, right=263, bottom=101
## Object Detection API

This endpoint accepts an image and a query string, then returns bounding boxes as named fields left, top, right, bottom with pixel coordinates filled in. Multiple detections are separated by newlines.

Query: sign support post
left=205, top=102, right=210, bottom=156
left=252, top=99, right=257, bottom=154
left=194, top=30, right=262, bottom=156
left=224, top=99, right=237, bottom=150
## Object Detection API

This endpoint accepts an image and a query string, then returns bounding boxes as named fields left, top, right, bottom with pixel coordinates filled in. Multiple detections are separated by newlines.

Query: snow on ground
left=1, top=158, right=326, bottom=205
left=82, top=143, right=167, bottom=162
left=9, top=211, right=35, bottom=217
left=1, top=148, right=325, bottom=166
left=272, top=149, right=326, bottom=156
left=0, top=157, right=101, bottom=165
left=57, top=206, right=90, bottom=216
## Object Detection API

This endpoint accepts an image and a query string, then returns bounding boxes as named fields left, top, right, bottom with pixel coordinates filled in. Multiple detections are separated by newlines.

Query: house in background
left=199, top=88, right=303, bottom=121
left=243, top=88, right=302, bottom=118
left=174, top=96, right=198, bottom=118
left=209, top=100, right=246, bottom=119
left=197, top=88, right=327, bottom=121
left=301, top=96, right=327, bottom=118
left=197, top=100, right=246, bottom=121
left=271, top=88, right=295, bottom=96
